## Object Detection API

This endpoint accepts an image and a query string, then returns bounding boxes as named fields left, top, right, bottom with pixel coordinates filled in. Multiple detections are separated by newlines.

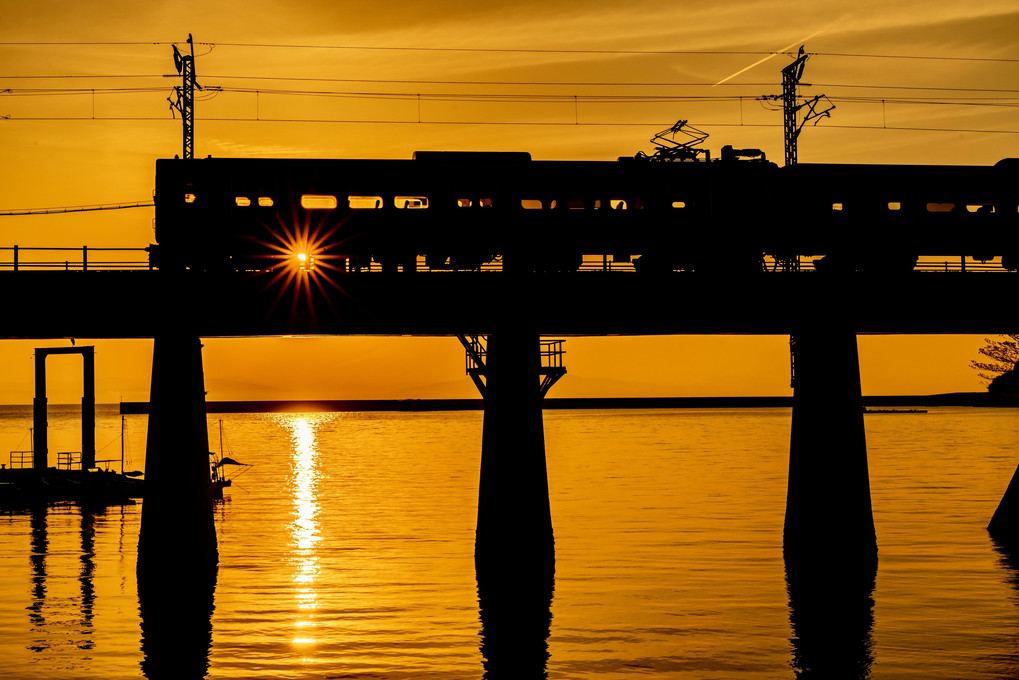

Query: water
left=1, top=405, right=1019, bottom=678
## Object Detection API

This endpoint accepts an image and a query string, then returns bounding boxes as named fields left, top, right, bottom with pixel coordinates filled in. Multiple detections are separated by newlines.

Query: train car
left=152, top=152, right=1017, bottom=274
left=780, top=159, right=1019, bottom=272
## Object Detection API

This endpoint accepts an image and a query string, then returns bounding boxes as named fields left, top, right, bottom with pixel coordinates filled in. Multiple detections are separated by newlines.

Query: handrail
left=0, top=246, right=1012, bottom=274
left=8, top=451, right=33, bottom=469
left=0, top=245, right=151, bottom=271
left=56, top=451, right=82, bottom=470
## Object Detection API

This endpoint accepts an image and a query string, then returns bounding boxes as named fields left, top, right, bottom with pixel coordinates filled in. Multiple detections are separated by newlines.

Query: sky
left=0, top=0, right=1017, bottom=404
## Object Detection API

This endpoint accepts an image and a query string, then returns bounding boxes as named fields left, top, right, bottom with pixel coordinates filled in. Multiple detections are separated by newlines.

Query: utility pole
left=778, top=46, right=835, bottom=383
left=780, top=45, right=834, bottom=167
left=168, top=34, right=201, bottom=159
left=782, top=48, right=808, bottom=167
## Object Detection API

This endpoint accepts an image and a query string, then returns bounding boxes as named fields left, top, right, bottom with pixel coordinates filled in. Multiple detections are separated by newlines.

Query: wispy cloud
left=712, top=15, right=850, bottom=86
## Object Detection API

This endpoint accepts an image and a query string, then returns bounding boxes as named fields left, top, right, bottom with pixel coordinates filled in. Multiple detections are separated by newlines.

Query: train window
left=346, top=195, right=381, bottom=209
left=258, top=197, right=274, bottom=207
left=927, top=202, right=955, bottom=213
left=832, top=203, right=843, bottom=211
left=672, top=201, right=686, bottom=209
left=549, top=199, right=558, bottom=209
left=593, top=199, right=603, bottom=209
left=967, top=204, right=994, bottom=213
left=184, top=193, right=196, bottom=203
left=567, top=200, right=585, bottom=210
left=458, top=198, right=472, bottom=208
left=301, top=194, right=339, bottom=209
left=521, top=199, right=542, bottom=210
left=235, top=196, right=251, bottom=207
left=610, top=199, right=627, bottom=210
left=395, top=196, right=428, bottom=209
left=888, top=202, right=901, bottom=211
left=479, top=198, right=494, bottom=208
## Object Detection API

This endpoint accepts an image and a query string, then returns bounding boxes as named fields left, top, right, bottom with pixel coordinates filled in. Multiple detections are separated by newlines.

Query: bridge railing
left=8, top=451, right=32, bottom=469
left=0, top=247, right=1010, bottom=274
left=915, top=256, right=1005, bottom=273
left=0, top=246, right=151, bottom=271
left=56, top=451, right=81, bottom=470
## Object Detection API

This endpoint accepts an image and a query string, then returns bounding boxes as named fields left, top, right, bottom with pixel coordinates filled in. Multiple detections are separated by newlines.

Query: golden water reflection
left=275, top=414, right=333, bottom=651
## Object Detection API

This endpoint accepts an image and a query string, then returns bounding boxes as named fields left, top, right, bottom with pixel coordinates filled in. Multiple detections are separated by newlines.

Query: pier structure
left=783, top=273, right=877, bottom=569
left=136, top=327, right=217, bottom=575
left=785, top=326, right=877, bottom=569
left=32, top=346, right=95, bottom=471
left=989, top=464, right=1019, bottom=543
left=458, top=330, right=565, bottom=564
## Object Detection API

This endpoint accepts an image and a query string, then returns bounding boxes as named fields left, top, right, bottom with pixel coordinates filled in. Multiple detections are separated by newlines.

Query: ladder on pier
left=457, top=335, right=566, bottom=398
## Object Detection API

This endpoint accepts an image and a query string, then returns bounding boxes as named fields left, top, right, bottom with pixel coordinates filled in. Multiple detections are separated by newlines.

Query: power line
left=2, top=114, right=1016, bottom=134
left=0, top=74, right=172, bottom=79
left=0, top=73, right=776, bottom=87
left=0, top=201, right=154, bottom=216
left=4, top=72, right=1019, bottom=96
left=1, top=87, right=170, bottom=96
left=810, top=51, right=1019, bottom=64
left=3, top=41, right=1016, bottom=64
left=0, top=41, right=180, bottom=46
left=810, top=82, right=1019, bottom=94
left=11, top=83, right=1019, bottom=101
left=8, top=85, right=1019, bottom=111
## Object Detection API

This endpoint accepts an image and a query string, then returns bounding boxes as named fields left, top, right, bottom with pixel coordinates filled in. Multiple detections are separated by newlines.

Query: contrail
left=711, top=18, right=847, bottom=87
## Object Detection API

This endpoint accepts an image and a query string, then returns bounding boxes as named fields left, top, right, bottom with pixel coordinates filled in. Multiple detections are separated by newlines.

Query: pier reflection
left=990, top=538, right=1019, bottom=676
left=138, top=559, right=217, bottom=679
left=785, top=554, right=876, bottom=679
left=25, top=505, right=99, bottom=655
left=78, top=506, right=96, bottom=647
left=27, top=506, right=48, bottom=639
left=475, top=548, right=555, bottom=679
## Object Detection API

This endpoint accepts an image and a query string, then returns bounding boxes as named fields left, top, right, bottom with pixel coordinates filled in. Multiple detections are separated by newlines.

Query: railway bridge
left=4, top=150, right=1019, bottom=592
left=2, top=266, right=1019, bottom=578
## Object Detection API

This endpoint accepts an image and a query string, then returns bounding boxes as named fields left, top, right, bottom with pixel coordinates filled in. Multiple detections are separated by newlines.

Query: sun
left=247, top=196, right=359, bottom=326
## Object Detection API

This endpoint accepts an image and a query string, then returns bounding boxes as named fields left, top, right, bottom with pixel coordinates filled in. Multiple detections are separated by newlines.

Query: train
left=151, top=149, right=1019, bottom=274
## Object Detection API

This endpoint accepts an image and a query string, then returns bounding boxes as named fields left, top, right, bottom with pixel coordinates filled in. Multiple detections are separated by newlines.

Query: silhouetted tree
left=971, top=334, right=1019, bottom=384
left=989, top=369, right=1019, bottom=396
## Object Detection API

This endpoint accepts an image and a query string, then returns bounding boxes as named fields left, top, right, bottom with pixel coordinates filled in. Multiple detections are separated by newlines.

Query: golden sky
left=0, top=0, right=1017, bottom=404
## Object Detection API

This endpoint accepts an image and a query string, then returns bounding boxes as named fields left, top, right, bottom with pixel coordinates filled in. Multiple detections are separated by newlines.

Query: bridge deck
left=1, top=270, right=1016, bottom=338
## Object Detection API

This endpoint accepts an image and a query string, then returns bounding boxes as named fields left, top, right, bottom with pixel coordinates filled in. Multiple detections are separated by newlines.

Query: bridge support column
left=137, top=333, right=217, bottom=577
left=988, top=466, right=1019, bottom=542
left=475, top=329, right=555, bottom=566
left=785, top=327, right=877, bottom=568
left=33, top=353, right=48, bottom=469
left=81, top=349, right=95, bottom=470
left=462, top=329, right=560, bottom=676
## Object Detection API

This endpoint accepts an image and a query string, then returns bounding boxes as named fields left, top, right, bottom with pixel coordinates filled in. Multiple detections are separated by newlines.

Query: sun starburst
left=247, top=195, right=363, bottom=327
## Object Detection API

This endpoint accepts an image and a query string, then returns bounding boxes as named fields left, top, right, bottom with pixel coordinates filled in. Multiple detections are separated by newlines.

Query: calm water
left=2, top=405, right=1019, bottom=679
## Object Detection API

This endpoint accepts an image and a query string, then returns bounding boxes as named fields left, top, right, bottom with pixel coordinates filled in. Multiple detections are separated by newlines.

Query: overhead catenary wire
left=3, top=73, right=1019, bottom=96
left=1, top=115, right=1016, bottom=134
left=1, top=41, right=1017, bottom=63
left=5, top=85, right=1019, bottom=110
left=0, top=201, right=154, bottom=216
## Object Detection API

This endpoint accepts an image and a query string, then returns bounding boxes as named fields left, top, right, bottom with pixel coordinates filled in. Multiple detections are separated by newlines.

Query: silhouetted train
left=152, top=151, right=1019, bottom=274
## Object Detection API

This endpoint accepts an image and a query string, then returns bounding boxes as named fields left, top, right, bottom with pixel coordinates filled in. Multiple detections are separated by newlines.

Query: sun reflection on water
left=274, top=414, right=335, bottom=652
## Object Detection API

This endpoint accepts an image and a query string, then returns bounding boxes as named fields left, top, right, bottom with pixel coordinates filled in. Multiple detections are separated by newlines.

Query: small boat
left=0, top=419, right=143, bottom=507
left=210, top=420, right=248, bottom=499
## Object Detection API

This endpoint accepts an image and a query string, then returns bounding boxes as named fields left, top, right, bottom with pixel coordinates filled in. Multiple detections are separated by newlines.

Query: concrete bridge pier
left=785, top=326, right=877, bottom=569
left=472, top=328, right=557, bottom=568
left=137, top=333, right=217, bottom=577
left=988, top=467, right=1019, bottom=543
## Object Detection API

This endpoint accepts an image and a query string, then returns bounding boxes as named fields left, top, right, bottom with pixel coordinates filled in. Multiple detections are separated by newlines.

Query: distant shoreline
left=118, top=393, right=1018, bottom=414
